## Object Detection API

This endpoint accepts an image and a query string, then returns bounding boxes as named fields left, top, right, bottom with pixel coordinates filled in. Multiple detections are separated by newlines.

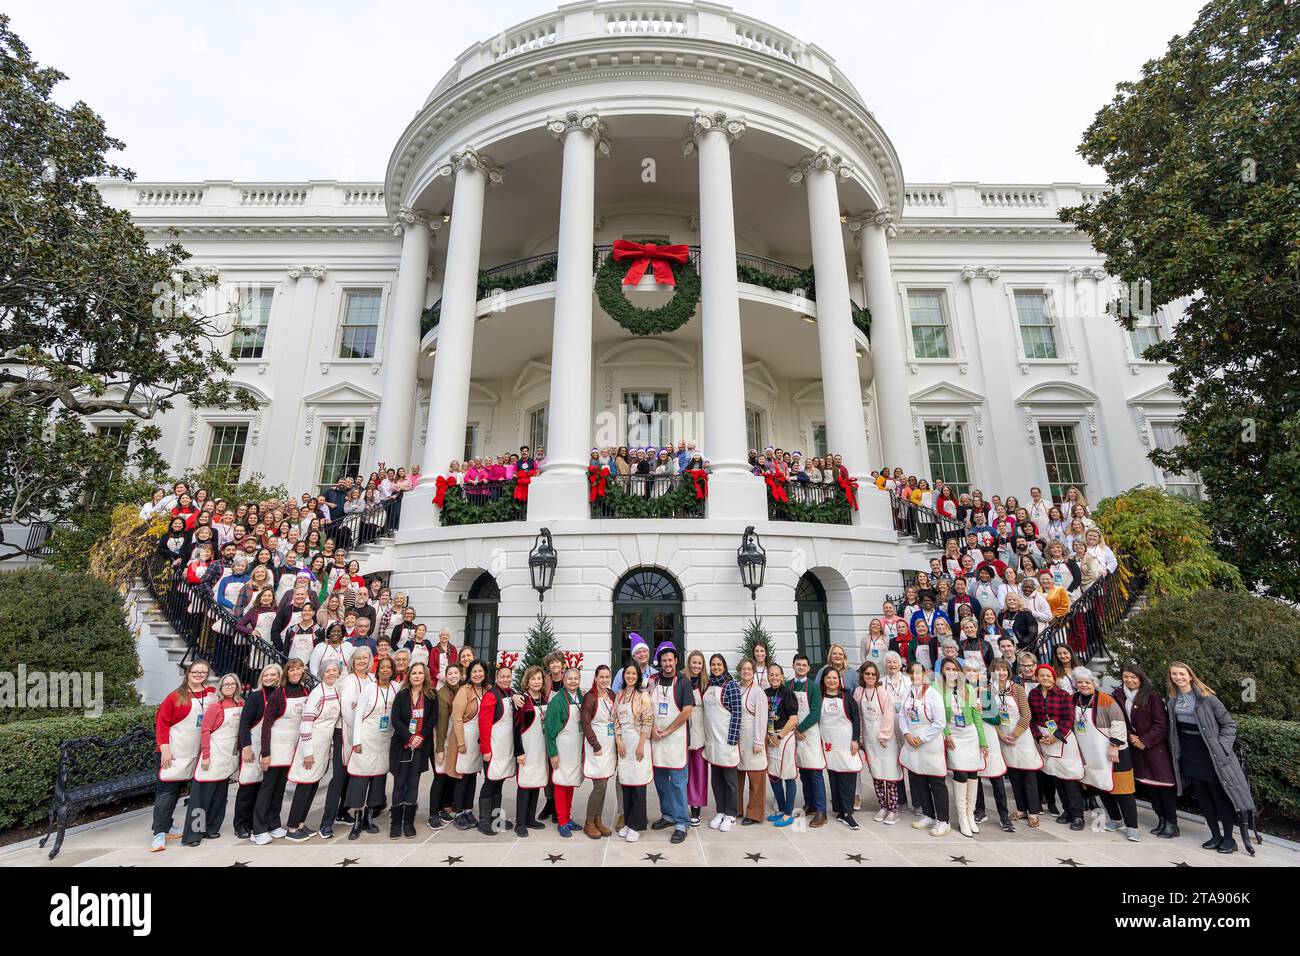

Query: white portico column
left=847, top=210, right=922, bottom=476
left=528, top=110, right=609, bottom=521
left=412, top=148, right=502, bottom=529
left=375, top=207, right=436, bottom=472
left=789, top=148, right=885, bottom=529
left=684, top=110, right=766, bottom=519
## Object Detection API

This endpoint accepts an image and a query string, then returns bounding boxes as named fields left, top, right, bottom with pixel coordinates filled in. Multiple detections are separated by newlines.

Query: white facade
left=98, top=1, right=1188, bottom=670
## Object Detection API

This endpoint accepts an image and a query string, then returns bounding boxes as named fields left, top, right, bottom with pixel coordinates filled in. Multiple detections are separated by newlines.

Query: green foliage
left=1236, top=714, right=1300, bottom=825
left=736, top=616, right=774, bottom=677
left=1106, top=589, right=1300, bottom=721
left=595, top=253, right=701, bottom=336
left=1093, top=486, right=1243, bottom=599
left=84, top=505, right=167, bottom=591
left=515, top=612, right=561, bottom=688
left=421, top=255, right=561, bottom=337
left=0, top=705, right=155, bottom=829
left=592, top=476, right=706, bottom=519
left=766, top=484, right=852, bottom=524
left=438, top=482, right=526, bottom=526
left=1060, top=0, right=1300, bottom=602
left=178, top=465, right=287, bottom=504
left=735, top=262, right=872, bottom=339
left=0, top=567, right=143, bottom=725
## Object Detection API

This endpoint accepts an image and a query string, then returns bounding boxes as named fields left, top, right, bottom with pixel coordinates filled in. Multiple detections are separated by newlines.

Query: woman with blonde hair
left=182, top=667, right=237, bottom=847
left=684, top=648, right=709, bottom=825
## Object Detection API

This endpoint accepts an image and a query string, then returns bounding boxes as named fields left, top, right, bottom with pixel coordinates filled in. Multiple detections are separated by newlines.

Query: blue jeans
left=799, top=767, right=826, bottom=814
left=769, top=777, right=796, bottom=816
left=654, top=766, right=690, bottom=831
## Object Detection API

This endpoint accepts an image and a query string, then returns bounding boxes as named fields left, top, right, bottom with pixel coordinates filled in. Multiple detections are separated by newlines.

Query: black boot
left=362, top=808, right=379, bottom=834
left=1150, top=817, right=1166, bottom=835
left=477, top=796, right=497, bottom=836
left=1160, top=822, right=1180, bottom=839
left=389, top=807, right=403, bottom=839
left=335, top=807, right=355, bottom=824
left=402, top=805, right=417, bottom=838
left=347, top=811, right=365, bottom=841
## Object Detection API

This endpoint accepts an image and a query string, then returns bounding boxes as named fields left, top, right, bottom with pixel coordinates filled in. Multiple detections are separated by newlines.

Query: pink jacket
left=854, top=684, right=896, bottom=744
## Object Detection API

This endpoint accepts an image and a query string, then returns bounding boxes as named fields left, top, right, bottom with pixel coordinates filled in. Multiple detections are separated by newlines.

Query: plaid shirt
left=708, top=674, right=742, bottom=746
left=1027, top=683, right=1075, bottom=742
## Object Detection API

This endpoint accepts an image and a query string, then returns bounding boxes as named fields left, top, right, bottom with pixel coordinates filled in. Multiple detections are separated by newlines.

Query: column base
left=526, top=470, right=591, bottom=522
left=398, top=480, right=441, bottom=532
left=703, top=470, right=768, bottom=521
left=851, top=475, right=894, bottom=531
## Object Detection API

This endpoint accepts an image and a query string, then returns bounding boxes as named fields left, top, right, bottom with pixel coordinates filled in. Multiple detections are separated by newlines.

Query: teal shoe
left=773, top=814, right=795, bottom=828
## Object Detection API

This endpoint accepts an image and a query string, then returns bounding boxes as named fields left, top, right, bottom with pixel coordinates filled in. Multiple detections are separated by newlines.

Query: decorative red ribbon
left=513, top=472, right=531, bottom=502
left=432, top=474, right=458, bottom=509
left=763, top=472, right=788, bottom=504
left=587, top=464, right=609, bottom=502
left=611, top=239, right=690, bottom=287
left=685, top=468, right=709, bottom=500
left=838, top=473, right=859, bottom=511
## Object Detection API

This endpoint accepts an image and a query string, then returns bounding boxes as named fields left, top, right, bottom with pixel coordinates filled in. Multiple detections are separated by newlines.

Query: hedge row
left=1237, top=714, right=1300, bottom=825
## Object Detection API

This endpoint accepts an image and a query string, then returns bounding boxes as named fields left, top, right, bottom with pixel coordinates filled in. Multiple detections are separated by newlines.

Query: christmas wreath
left=595, top=241, right=701, bottom=336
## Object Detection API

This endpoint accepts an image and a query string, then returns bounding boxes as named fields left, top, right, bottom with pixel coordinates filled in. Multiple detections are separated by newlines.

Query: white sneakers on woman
left=930, top=821, right=951, bottom=837
left=625, top=828, right=640, bottom=843
left=912, top=815, right=936, bottom=830
left=874, top=808, right=888, bottom=822
left=708, top=813, right=724, bottom=829
left=883, top=811, right=899, bottom=826
left=719, top=815, right=735, bottom=832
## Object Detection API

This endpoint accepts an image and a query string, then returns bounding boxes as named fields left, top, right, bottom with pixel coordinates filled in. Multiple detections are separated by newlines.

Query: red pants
left=554, top=785, right=574, bottom=826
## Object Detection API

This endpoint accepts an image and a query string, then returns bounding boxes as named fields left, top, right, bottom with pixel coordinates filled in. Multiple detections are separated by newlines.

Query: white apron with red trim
left=216, top=580, right=244, bottom=636
left=703, top=683, right=740, bottom=767
left=862, top=639, right=888, bottom=671
left=552, top=694, right=585, bottom=787
left=898, top=686, right=947, bottom=778
left=338, top=672, right=372, bottom=769
left=348, top=682, right=394, bottom=777
left=616, top=693, right=653, bottom=787
left=455, top=689, right=484, bottom=775
left=651, top=676, right=688, bottom=770
left=283, top=625, right=314, bottom=664
left=253, top=610, right=278, bottom=645
left=859, top=687, right=901, bottom=782
left=583, top=694, right=617, bottom=780
left=485, top=694, right=516, bottom=782
left=517, top=699, right=549, bottom=789
left=237, top=689, right=267, bottom=785
left=944, top=688, right=986, bottom=773
left=1036, top=717, right=1085, bottom=781
left=194, top=703, right=241, bottom=783
left=687, top=683, right=704, bottom=753
left=994, top=687, right=1043, bottom=771
left=1075, top=702, right=1114, bottom=791
left=978, top=713, right=1007, bottom=778
left=737, top=684, right=766, bottom=772
left=819, top=695, right=864, bottom=773
left=159, top=694, right=206, bottom=783
left=288, top=688, right=339, bottom=785
left=269, top=691, right=307, bottom=767
left=792, top=681, right=826, bottom=771
left=315, top=643, right=348, bottom=680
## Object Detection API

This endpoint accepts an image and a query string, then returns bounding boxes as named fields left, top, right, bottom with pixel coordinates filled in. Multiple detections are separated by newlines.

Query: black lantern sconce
left=528, top=527, right=558, bottom=602
left=736, top=525, right=766, bottom=602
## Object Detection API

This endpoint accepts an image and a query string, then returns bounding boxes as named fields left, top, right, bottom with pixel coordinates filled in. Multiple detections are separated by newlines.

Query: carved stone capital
left=546, top=109, right=611, bottom=157
left=1067, top=266, right=1108, bottom=281
left=960, top=265, right=1001, bottom=282
left=434, top=147, right=504, bottom=185
left=287, top=265, right=327, bottom=281
left=391, top=206, right=442, bottom=237
left=682, top=109, right=747, bottom=157
left=845, top=208, right=897, bottom=239
left=788, top=147, right=853, bottom=185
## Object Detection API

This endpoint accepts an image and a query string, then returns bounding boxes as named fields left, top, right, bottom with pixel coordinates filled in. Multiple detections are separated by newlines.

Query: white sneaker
left=626, top=828, right=640, bottom=843
left=912, top=815, right=936, bottom=830
left=708, top=814, right=724, bottom=829
left=873, top=808, right=888, bottom=822
left=270, top=827, right=288, bottom=839
left=618, top=827, right=630, bottom=839
left=719, top=815, right=735, bottom=832
left=150, top=833, right=167, bottom=852
left=252, top=832, right=272, bottom=846
left=883, top=812, right=899, bottom=826
left=930, top=821, right=951, bottom=837
left=166, top=825, right=183, bottom=840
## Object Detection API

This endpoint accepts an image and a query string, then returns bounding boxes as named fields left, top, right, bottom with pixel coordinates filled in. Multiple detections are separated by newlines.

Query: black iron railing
left=766, top=480, right=853, bottom=524
left=321, top=495, right=402, bottom=552
left=891, top=496, right=966, bottom=546
left=1026, top=560, right=1140, bottom=664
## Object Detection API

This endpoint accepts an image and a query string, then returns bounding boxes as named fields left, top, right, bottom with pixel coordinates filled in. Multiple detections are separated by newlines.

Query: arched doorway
left=463, top=572, right=500, bottom=663
left=795, top=571, right=830, bottom=674
left=611, top=567, right=683, bottom=669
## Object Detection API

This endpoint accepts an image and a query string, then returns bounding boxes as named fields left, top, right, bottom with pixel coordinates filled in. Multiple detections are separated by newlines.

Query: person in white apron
left=750, top=643, right=773, bottom=690
left=734, top=659, right=769, bottom=825
left=989, top=658, right=1042, bottom=828
left=789, top=653, right=828, bottom=827
left=428, top=628, right=458, bottom=690
left=251, top=658, right=310, bottom=844
left=344, top=656, right=397, bottom=839
left=427, top=662, right=465, bottom=830
left=861, top=619, right=889, bottom=675
left=702, top=654, right=742, bottom=830
left=513, top=665, right=550, bottom=836
left=153, top=662, right=215, bottom=850
left=648, top=645, right=694, bottom=842
left=318, top=648, right=372, bottom=838
left=233, top=663, right=282, bottom=841
left=239, top=587, right=282, bottom=654
left=1028, top=663, right=1085, bottom=830
left=476, top=662, right=520, bottom=836
left=683, top=649, right=709, bottom=827
left=938, top=657, right=987, bottom=838
left=185, top=671, right=243, bottom=846
left=898, top=661, right=951, bottom=836
left=819, top=668, right=864, bottom=830
left=855, top=661, right=901, bottom=825
left=284, top=660, right=342, bottom=839
left=764, top=664, right=799, bottom=826
left=614, top=661, right=654, bottom=841
left=544, top=667, right=585, bottom=837
left=580, top=664, right=618, bottom=838
left=450, top=659, right=488, bottom=830
left=309, top=622, right=351, bottom=682
left=1072, top=667, right=1140, bottom=842
left=389, top=661, right=437, bottom=839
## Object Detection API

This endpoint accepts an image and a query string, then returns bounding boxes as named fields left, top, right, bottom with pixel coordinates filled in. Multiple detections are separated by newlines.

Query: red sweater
left=155, top=686, right=216, bottom=749
left=478, top=687, right=511, bottom=761
left=200, top=698, right=240, bottom=759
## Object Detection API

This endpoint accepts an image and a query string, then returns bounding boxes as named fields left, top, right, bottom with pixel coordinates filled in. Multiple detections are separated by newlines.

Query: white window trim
left=744, top=404, right=766, bottom=454
left=228, top=285, right=279, bottom=365
left=619, top=384, right=678, bottom=448
left=1004, top=284, right=1078, bottom=372
left=1147, top=418, right=1202, bottom=497
left=333, top=285, right=392, bottom=364
left=525, top=403, right=549, bottom=452
left=919, top=418, right=973, bottom=490
left=1121, top=304, right=1176, bottom=368
left=315, top=418, right=371, bottom=488
left=1029, top=415, right=1094, bottom=501
left=897, top=282, right=966, bottom=368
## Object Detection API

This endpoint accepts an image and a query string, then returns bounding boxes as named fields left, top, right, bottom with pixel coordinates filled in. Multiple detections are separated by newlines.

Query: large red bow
left=611, top=239, right=690, bottom=287
left=763, top=472, right=788, bottom=504
left=685, top=468, right=709, bottom=500
left=513, top=472, right=531, bottom=502
left=588, top=464, right=609, bottom=502
left=432, top=474, right=458, bottom=509
left=838, top=473, right=859, bottom=511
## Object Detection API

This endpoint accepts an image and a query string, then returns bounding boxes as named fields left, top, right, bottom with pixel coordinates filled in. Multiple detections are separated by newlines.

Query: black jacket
left=389, top=687, right=437, bottom=771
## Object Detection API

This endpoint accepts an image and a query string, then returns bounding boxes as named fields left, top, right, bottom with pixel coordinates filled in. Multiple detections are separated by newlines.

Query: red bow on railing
left=588, top=464, right=610, bottom=502
left=838, top=473, right=859, bottom=511
left=611, top=239, right=690, bottom=287
left=763, top=472, right=788, bottom=504
left=563, top=651, right=585, bottom=670
left=432, top=474, right=458, bottom=509
left=513, top=472, right=532, bottom=502
left=685, top=468, right=709, bottom=500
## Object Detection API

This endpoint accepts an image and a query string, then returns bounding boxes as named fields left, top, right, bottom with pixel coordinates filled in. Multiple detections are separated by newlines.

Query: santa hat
left=653, top=641, right=677, bottom=664
left=629, top=633, right=648, bottom=654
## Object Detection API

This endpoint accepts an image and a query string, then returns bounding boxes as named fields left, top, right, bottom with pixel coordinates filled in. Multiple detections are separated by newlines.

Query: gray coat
left=1165, top=689, right=1255, bottom=813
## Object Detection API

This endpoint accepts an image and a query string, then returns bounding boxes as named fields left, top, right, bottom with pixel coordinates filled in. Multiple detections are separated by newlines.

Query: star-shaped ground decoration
left=441, top=855, right=464, bottom=866
left=1172, top=861, right=1191, bottom=867
left=336, top=858, right=360, bottom=867
left=949, top=855, right=971, bottom=865
left=544, top=853, right=565, bottom=864
left=743, top=852, right=765, bottom=863
left=643, top=852, right=665, bottom=864
left=844, top=853, right=867, bottom=864
left=229, top=861, right=250, bottom=867
left=1057, top=858, right=1083, bottom=867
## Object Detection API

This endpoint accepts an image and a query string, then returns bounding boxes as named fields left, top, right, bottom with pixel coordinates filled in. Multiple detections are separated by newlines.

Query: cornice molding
left=137, top=220, right=395, bottom=242
left=788, top=146, right=853, bottom=185
left=546, top=109, right=612, bottom=156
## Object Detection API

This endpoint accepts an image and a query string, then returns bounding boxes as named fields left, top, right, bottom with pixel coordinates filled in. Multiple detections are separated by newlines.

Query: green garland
left=591, top=476, right=706, bottom=518
left=766, top=485, right=852, bottom=524
left=595, top=252, right=701, bottom=336
left=439, top=482, right=527, bottom=526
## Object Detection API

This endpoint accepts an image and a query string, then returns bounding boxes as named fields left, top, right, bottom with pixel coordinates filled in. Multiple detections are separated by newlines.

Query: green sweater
left=790, top=677, right=821, bottom=733
left=543, top=688, right=581, bottom=759
left=941, top=684, right=987, bottom=748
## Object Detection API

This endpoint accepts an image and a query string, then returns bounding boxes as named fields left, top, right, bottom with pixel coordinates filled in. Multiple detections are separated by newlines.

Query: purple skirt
left=687, top=748, right=708, bottom=806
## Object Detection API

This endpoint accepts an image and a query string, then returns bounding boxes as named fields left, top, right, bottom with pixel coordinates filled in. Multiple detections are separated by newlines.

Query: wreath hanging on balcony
left=595, top=241, right=701, bottom=336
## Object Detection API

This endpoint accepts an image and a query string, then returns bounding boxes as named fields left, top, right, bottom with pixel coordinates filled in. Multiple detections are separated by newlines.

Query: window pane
left=207, top=425, right=249, bottom=479
left=1130, top=323, right=1162, bottom=358
left=624, top=392, right=670, bottom=448
left=231, top=288, right=273, bottom=359
left=746, top=408, right=763, bottom=453
left=924, top=422, right=970, bottom=496
left=319, top=423, right=364, bottom=486
left=1038, top=424, right=1085, bottom=502
left=463, top=424, right=478, bottom=463
left=1015, top=292, right=1058, bottom=359
left=908, top=291, right=950, bottom=359
left=1152, top=424, right=1203, bottom=499
left=339, top=291, right=382, bottom=359
left=529, top=406, right=549, bottom=453
left=812, top=423, right=828, bottom=459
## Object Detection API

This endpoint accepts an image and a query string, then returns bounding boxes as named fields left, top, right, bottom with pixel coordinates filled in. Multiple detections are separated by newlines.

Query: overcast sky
left=7, top=0, right=1206, bottom=185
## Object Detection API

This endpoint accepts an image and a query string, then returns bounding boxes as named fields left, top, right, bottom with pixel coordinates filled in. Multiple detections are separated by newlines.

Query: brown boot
left=615, top=814, right=625, bottom=831
left=596, top=818, right=612, bottom=837
left=584, top=818, right=603, bottom=840
left=809, top=812, right=828, bottom=828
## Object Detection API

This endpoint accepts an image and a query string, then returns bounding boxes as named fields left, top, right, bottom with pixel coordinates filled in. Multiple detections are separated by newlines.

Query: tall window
left=207, top=424, right=249, bottom=478
left=85, top=425, right=129, bottom=507
left=624, top=391, right=671, bottom=448
left=907, top=290, right=951, bottom=359
left=463, top=424, right=478, bottom=463
left=528, top=405, right=549, bottom=453
left=1152, top=424, right=1203, bottom=499
left=338, top=290, right=382, bottom=359
left=811, top=423, right=828, bottom=458
left=745, top=407, right=764, bottom=452
left=1038, top=424, right=1085, bottom=502
left=464, top=572, right=500, bottom=662
left=230, top=288, right=274, bottom=359
left=1129, top=314, right=1163, bottom=358
left=795, top=572, right=830, bottom=675
left=319, top=423, right=364, bottom=486
left=1015, top=291, right=1059, bottom=359
left=924, top=421, right=971, bottom=496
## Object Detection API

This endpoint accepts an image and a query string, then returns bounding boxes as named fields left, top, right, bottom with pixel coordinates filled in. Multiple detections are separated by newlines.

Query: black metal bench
left=39, top=725, right=157, bottom=859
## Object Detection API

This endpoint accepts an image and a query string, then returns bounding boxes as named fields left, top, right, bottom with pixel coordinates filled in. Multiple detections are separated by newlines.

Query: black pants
left=1038, top=771, right=1058, bottom=810
left=710, top=764, right=738, bottom=817
left=184, top=780, right=228, bottom=842
left=286, top=780, right=319, bottom=829
left=1189, top=776, right=1237, bottom=842
left=233, top=782, right=260, bottom=833
left=1098, top=790, right=1138, bottom=828
left=480, top=775, right=507, bottom=824
left=622, top=785, right=648, bottom=831
left=252, top=766, right=289, bottom=834
left=828, top=771, right=857, bottom=816
left=428, top=772, right=453, bottom=818
left=1145, top=784, right=1178, bottom=825
left=319, top=728, right=348, bottom=824
left=515, top=787, right=540, bottom=834
left=453, top=773, right=478, bottom=812
left=391, top=754, right=425, bottom=806
left=1008, top=768, right=1042, bottom=814
left=1055, top=777, right=1084, bottom=820
left=151, top=762, right=187, bottom=836
left=345, top=773, right=387, bottom=810
left=910, top=772, right=949, bottom=823
left=974, top=775, right=1009, bottom=819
